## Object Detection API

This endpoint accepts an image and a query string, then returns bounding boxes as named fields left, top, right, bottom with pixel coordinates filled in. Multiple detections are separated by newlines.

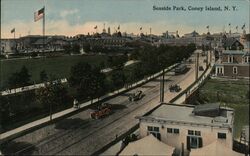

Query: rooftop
left=119, top=134, right=174, bottom=156
left=139, top=103, right=234, bottom=128
left=223, top=37, right=242, bottom=47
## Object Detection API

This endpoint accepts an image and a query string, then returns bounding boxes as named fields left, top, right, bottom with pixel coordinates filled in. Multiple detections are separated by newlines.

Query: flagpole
left=43, top=6, right=45, bottom=53
left=14, top=30, right=16, bottom=53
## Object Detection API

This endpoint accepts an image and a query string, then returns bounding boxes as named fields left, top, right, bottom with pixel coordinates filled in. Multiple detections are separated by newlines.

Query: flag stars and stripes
left=34, top=7, right=45, bottom=22
left=11, top=28, right=15, bottom=33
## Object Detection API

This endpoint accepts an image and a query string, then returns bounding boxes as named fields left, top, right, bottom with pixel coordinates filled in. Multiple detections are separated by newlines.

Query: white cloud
left=60, top=9, right=79, bottom=18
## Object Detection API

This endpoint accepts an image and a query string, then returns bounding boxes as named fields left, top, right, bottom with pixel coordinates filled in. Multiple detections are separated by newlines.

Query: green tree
left=8, top=72, right=20, bottom=89
left=99, top=61, right=106, bottom=69
left=0, top=96, right=10, bottom=127
left=88, top=67, right=106, bottom=99
left=40, top=70, right=48, bottom=82
left=18, top=66, right=31, bottom=86
left=69, top=62, right=92, bottom=87
left=107, top=55, right=128, bottom=69
left=8, top=66, right=31, bottom=88
left=111, top=69, right=126, bottom=89
left=69, top=62, right=106, bottom=100
left=35, top=82, right=69, bottom=111
left=126, top=63, right=144, bottom=85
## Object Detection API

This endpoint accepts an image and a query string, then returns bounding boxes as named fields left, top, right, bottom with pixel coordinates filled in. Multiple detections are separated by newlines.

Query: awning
left=190, top=140, right=244, bottom=156
left=119, top=134, right=174, bottom=156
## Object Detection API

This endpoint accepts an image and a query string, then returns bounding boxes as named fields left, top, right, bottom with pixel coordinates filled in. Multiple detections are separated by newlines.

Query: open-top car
left=169, top=84, right=182, bottom=92
left=129, top=90, right=143, bottom=102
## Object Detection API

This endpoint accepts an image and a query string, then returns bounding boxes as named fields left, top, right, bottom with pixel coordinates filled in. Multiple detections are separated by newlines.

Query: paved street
left=1, top=54, right=207, bottom=155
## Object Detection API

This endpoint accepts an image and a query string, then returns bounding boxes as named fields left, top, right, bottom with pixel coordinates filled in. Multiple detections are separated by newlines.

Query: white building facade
left=137, top=103, right=234, bottom=151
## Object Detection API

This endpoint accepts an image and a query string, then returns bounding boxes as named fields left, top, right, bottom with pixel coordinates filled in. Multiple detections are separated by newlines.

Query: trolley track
left=14, top=74, right=171, bottom=155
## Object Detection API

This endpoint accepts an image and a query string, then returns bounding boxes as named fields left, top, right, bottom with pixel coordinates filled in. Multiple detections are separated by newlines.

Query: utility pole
left=209, top=46, right=212, bottom=67
left=160, top=69, right=165, bottom=103
left=195, top=52, right=199, bottom=81
left=206, top=50, right=208, bottom=68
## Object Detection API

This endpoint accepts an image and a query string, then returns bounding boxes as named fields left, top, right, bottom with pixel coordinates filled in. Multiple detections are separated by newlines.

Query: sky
left=1, top=0, right=249, bottom=38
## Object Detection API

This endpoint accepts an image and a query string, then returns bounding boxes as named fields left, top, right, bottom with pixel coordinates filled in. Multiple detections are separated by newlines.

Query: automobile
left=174, top=64, right=187, bottom=75
left=199, top=66, right=204, bottom=71
left=90, top=103, right=112, bottom=119
left=129, top=90, right=143, bottom=102
left=169, top=84, right=182, bottom=92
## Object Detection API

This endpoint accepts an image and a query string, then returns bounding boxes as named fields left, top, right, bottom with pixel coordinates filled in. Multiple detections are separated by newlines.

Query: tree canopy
left=69, top=62, right=106, bottom=100
left=8, top=66, right=31, bottom=89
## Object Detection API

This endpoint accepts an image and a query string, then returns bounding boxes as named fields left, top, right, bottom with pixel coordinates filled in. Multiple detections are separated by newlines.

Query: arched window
left=228, top=55, right=234, bottom=63
left=233, top=66, right=237, bottom=74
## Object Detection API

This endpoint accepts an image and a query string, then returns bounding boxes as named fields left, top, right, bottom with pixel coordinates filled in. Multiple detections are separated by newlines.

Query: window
left=147, top=126, right=161, bottom=140
left=195, top=131, right=201, bottom=136
left=233, top=66, right=237, bottom=74
left=188, top=130, right=201, bottom=136
left=228, top=55, right=234, bottom=63
left=154, top=127, right=159, bottom=132
left=188, top=130, right=194, bottom=135
left=174, top=129, right=180, bottom=134
left=167, top=128, right=173, bottom=133
left=244, top=57, right=248, bottom=63
left=148, top=126, right=159, bottom=132
left=216, top=67, right=224, bottom=75
left=187, top=136, right=203, bottom=149
left=245, top=56, right=250, bottom=63
left=218, top=133, right=227, bottom=139
left=147, top=126, right=153, bottom=131
left=167, top=128, right=179, bottom=134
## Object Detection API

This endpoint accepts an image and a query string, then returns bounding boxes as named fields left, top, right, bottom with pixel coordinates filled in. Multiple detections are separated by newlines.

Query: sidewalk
left=0, top=63, right=178, bottom=142
left=0, top=78, right=67, bottom=96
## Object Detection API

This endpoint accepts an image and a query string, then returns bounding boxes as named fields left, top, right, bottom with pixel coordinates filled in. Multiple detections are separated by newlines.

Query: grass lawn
left=0, top=55, right=108, bottom=89
left=198, top=78, right=250, bottom=138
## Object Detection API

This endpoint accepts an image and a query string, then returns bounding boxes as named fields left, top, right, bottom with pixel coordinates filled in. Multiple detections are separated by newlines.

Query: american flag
left=242, top=24, right=245, bottom=30
left=34, top=7, right=45, bottom=22
left=11, top=28, right=15, bottom=33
